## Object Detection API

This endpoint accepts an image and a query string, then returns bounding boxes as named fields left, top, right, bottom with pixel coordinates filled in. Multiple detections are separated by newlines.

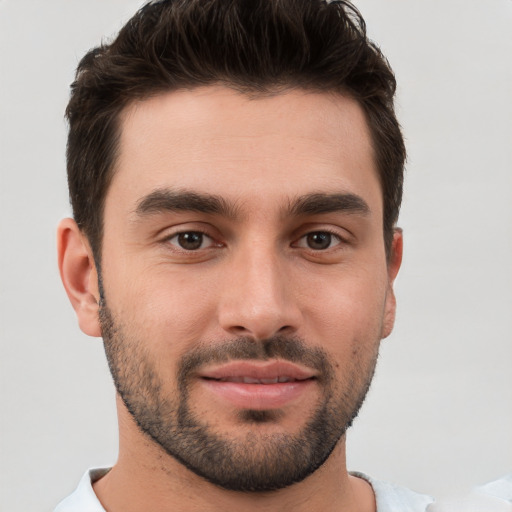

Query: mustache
left=177, top=335, right=333, bottom=384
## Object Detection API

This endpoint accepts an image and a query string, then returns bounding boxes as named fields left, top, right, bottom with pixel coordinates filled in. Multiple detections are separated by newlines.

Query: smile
left=207, top=376, right=306, bottom=384
left=198, top=361, right=318, bottom=409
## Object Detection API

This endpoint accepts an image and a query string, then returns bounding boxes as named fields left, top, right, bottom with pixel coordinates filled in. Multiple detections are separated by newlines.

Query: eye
left=296, top=231, right=341, bottom=250
left=167, top=231, right=215, bottom=251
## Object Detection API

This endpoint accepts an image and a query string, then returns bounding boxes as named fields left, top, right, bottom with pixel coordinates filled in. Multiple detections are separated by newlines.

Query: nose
left=217, top=246, right=302, bottom=340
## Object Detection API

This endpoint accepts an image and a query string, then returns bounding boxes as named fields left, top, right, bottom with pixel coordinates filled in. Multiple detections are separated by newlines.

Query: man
left=55, top=0, right=433, bottom=510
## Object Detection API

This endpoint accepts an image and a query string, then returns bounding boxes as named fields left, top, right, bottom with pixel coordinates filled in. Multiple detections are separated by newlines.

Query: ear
left=381, top=228, right=403, bottom=339
left=57, top=218, right=102, bottom=337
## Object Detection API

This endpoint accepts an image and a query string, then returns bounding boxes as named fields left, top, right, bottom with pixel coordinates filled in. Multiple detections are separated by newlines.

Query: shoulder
left=425, top=474, right=512, bottom=512
left=351, top=471, right=434, bottom=512
left=475, top=473, right=512, bottom=503
left=54, top=468, right=110, bottom=512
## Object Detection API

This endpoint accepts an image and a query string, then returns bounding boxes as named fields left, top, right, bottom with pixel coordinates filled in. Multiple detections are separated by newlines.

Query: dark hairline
left=66, top=0, right=404, bottom=267
left=89, top=84, right=392, bottom=266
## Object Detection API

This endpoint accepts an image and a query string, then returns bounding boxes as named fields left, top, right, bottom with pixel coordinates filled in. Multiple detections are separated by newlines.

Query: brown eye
left=295, top=231, right=341, bottom=251
left=306, top=232, right=332, bottom=250
left=169, top=231, right=211, bottom=251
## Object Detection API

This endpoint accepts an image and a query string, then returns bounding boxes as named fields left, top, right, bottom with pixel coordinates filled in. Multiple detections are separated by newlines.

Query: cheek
left=103, top=259, right=216, bottom=342
left=297, top=267, right=388, bottom=370
left=301, top=265, right=388, bottom=328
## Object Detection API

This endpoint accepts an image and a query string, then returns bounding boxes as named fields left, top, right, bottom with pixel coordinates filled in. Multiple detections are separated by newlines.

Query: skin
left=58, top=87, right=402, bottom=512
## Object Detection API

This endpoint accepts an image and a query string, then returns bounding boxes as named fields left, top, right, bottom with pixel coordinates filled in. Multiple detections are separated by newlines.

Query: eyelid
left=166, top=231, right=216, bottom=250
left=158, top=220, right=217, bottom=239
left=293, top=221, right=351, bottom=240
left=159, top=223, right=224, bottom=252
left=293, top=230, right=344, bottom=250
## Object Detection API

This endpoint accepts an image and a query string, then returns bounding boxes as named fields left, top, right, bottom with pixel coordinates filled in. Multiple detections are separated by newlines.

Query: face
left=98, top=87, right=400, bottom=491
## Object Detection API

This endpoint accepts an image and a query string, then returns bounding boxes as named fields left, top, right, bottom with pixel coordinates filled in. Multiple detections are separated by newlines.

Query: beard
left=99, top=298, right=378, bottom=492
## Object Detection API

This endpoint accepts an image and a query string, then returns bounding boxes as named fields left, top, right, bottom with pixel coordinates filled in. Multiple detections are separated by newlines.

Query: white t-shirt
left=54, top=468, right=434, bottom=512
left=426, top=474, right=512, bottom=512
left=475, top=473, right=512, bottom=503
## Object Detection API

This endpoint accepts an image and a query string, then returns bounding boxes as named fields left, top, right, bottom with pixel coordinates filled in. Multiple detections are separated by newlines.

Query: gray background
left=1, top=1, right=511, bottom=510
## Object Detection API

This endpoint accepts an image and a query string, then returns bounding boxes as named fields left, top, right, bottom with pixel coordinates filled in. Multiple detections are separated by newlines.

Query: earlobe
left=381, top=228, right=403, bottom=339
left=57, top=218, right=102, bottom=337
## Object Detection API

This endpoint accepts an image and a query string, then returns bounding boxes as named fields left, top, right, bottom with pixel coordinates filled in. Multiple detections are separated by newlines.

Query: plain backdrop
left=1, top=1, right=511, bottom=510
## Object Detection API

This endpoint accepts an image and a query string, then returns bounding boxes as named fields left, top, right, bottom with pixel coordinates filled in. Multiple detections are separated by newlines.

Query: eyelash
left=294, top=230, right=344, bottom=251
left=163, top=228, right=347, bottom=253
left=164, top=230, right=219, bottom=251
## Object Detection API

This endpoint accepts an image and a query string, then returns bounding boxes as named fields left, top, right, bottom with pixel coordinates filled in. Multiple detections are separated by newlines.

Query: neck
left=93, top=398, right=375, bottom=512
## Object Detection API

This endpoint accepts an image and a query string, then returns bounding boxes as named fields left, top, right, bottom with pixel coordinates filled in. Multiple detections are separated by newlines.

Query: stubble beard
left=99, top=299, right=379, bottom=492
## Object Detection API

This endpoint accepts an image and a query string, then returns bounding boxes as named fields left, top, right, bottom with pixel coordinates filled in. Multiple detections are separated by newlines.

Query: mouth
left=205, top=375, right=308, bottom=384
left=199, top=360, right=317, bottom=381
left=197, top=361, right=318, bottom=410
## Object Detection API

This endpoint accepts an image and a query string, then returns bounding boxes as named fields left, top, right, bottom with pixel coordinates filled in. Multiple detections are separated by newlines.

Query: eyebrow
left=287, top=192, right=370, bottom=217
left=134, top=189, right=240, bottom=218
left=133, top=188, right=370, bottom=220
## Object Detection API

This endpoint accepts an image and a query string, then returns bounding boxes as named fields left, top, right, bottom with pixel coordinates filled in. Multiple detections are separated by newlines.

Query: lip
left=199, top=360, right=318, bottom=381
left=197, top=360, right=318, bottom=410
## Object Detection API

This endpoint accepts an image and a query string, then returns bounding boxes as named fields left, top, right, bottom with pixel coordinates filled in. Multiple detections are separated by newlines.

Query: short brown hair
left=66, top=0, right=405, bottom=260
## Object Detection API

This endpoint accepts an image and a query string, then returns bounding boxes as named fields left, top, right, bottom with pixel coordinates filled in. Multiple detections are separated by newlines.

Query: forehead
left=109, top=86, right=381, bottom=216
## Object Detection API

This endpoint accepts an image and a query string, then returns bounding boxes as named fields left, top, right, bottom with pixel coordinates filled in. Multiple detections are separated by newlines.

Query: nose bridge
left=218, top=237, right=300, bottom=339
